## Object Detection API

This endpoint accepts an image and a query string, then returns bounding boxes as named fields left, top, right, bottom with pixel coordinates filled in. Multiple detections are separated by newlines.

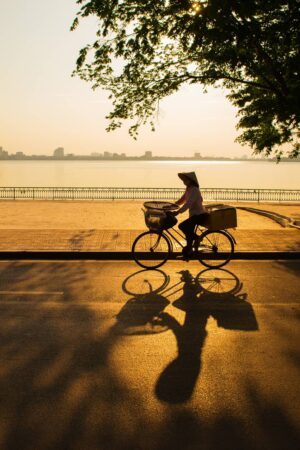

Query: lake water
left=0, top=160, right=299, bottom=189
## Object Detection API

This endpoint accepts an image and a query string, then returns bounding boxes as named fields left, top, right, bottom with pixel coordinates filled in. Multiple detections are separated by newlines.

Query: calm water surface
left=0, top=160, right=299, bottom=189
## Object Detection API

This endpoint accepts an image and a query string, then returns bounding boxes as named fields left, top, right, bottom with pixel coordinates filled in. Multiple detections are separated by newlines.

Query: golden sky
left=0, top=0, right=252, bottom=158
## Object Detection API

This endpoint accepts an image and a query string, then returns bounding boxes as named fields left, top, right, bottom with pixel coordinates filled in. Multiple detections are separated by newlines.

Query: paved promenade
left=0, top=260, right=299, bottom=450
left=0, top=228, right=299, bottom=253
left=0, top=201, right=299, bottom=253
left=1, top=200, right=299, bottom=230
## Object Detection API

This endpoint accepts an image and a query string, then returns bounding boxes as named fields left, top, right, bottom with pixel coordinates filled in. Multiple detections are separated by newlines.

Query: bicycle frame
left=164, top=227, right=185, bottom=250
left=160, top=225, right=207, bottom=252
left=159, top=225, right=236, bottom=252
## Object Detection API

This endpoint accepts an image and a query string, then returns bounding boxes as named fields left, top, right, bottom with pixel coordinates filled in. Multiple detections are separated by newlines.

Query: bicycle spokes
left=197, top=231, right=234, bottom=268
left=150, top=234, right=162, bottom=252
left=132, top=231, right=171, bottom=269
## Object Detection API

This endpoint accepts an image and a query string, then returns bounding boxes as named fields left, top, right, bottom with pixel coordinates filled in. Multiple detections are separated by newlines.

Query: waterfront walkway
left=0, top=228, right=299, bottom=253
left=0, top=201, right=299, bottom=254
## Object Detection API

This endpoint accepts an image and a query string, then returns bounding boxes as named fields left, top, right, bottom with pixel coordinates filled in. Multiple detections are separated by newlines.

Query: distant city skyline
left=0, top=1, right=264, bottom=159
left=1, top=146, right=215, bottom=159
left=3, top=146, right=292, bottom=162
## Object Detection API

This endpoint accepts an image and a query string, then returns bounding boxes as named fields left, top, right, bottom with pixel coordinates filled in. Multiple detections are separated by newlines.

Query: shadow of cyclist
left=155, top=269, right=258, bottom=404
left=117, top=267, right=258, bottom=404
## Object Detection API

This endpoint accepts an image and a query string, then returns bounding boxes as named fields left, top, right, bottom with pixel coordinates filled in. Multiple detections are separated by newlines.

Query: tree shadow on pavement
left=0, top=261, right=298, bottom=450
left=159, top=393, right=300, bottom=450
left=0, top=261, right=145, bottom=450
left=275, top=259, right=300, bottom=277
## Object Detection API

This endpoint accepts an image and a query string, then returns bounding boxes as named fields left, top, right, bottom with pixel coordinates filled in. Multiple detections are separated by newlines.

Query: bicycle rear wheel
left=132, top=231, right=171, bottom=269
left=196, top=230, right=234, bottom=268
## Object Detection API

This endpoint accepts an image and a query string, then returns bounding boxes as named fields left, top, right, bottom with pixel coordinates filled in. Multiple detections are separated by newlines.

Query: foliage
left=72, top=0, right=300, bottom=158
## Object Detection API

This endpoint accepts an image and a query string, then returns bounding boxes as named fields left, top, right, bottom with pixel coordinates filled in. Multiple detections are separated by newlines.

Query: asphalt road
left=0, top=260, right=299, bottom=450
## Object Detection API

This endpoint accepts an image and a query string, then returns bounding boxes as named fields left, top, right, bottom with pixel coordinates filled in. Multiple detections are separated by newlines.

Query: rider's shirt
left=177, top=186, right=207, bottom=217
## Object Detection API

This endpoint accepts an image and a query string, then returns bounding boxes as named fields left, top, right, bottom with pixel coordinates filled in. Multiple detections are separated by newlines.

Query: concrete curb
left=236, top=206, right=300, bottom=229
left=0, top=251, right=299, bottom=261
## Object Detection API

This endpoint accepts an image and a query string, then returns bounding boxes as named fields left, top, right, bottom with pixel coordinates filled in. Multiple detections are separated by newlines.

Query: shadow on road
left=120, top=268, right=258, bottom=404
left=0, top=261, right=298, bottom=450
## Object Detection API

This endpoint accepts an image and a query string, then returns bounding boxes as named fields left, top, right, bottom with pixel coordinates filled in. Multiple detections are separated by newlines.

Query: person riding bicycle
left=172, top=172, right=209, bottom=257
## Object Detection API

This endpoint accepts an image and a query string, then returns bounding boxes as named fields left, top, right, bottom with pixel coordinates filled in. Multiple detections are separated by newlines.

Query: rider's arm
left=177, top=188, right=197, bottom=214
left=175, top=192, right=186, bottom=206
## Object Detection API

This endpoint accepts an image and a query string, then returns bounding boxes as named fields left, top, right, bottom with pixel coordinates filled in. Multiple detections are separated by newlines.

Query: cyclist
left=172, top=172, right=209, bottom=257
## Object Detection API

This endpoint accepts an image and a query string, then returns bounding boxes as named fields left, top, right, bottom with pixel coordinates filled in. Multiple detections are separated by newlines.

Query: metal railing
left=0, top=187, right=299, bottom=202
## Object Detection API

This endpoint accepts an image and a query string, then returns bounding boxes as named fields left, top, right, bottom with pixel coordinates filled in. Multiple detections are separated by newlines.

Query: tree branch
left=187, top=74, right=273, bottom=91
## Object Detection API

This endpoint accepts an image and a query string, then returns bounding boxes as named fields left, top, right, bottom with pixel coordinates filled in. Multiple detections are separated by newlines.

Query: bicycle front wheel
left=197, top=230, right=234, bottom=268
left=196, top=268, right=240, bottom=294
left=132, top=231, right=171, bottom=269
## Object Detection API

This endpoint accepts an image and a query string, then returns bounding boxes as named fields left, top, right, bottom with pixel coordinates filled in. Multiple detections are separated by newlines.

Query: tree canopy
left=72, top=0, right=300, bottom=159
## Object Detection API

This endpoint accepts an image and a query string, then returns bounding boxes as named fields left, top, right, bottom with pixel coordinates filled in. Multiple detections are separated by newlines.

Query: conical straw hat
left=178, top=172, right=199, bottom=187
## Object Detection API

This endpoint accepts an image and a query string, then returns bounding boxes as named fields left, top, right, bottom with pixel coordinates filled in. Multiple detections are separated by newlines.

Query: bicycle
left=132, top=201, right=236, bottom=270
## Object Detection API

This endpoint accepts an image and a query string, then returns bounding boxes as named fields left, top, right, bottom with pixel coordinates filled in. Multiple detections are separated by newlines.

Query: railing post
left=13, top=187, right=16, bottom=200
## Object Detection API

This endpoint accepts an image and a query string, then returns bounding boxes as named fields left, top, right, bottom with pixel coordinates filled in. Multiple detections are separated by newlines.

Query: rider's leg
left=194, top=213, right=210, bottom=248
left=196, top=212, right=209, bottom=227
left=179, top=217, right=198, bottom=254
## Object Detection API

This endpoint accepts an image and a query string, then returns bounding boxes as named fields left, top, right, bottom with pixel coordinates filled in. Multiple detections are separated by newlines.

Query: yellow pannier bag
left=205, top=206, right=237, bottom=230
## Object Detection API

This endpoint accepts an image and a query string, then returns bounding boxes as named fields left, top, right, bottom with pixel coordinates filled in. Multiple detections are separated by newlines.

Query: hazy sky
left=0, top=0, right=253, bottom=158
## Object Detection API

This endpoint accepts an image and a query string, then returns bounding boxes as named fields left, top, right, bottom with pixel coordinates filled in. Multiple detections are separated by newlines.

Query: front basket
left=144, top=209, right=177, bottom=230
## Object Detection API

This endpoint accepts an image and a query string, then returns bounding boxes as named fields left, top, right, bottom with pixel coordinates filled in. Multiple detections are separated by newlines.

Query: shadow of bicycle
left=115, top=267, right=258, bottom=403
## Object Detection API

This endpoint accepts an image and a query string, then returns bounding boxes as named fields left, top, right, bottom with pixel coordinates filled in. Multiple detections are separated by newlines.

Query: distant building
left=104, top=151, right=112, bottom=158
left=91, top=152, right=102, bottom=157
left=0, top=147, right=9, bottom=159
left=144, top=151, right=152, bottom=159
left=15, top=151, right=25, bottom=159
left=194, top=152, right=201, bottom=159
left=53, top=147, right=64, bottom=158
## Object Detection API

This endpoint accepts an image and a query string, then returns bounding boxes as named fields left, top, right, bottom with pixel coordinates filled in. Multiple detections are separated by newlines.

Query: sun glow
left=190, top=1, right=206, bottom=15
